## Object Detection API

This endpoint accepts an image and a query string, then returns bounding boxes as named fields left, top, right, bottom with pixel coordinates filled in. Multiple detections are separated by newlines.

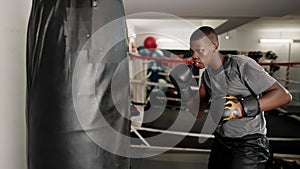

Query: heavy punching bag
left=26, top=0, right=130, bottom=169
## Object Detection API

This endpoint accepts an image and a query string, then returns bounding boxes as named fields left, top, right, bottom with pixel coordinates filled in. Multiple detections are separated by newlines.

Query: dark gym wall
left=26, top=0, right=130, bottom=169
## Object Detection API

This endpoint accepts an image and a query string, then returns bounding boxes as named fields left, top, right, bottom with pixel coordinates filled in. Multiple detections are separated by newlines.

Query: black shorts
left=208, top=133, right=270, bottom=169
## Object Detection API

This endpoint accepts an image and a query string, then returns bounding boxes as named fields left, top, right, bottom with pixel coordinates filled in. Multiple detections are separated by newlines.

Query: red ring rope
left=129, top=53, right=193, bottom=65
left=130, top=53, right=300, bottom=67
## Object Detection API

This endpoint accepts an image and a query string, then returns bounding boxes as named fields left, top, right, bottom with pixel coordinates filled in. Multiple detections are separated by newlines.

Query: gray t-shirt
left=201, top=55, right=276, bottom=138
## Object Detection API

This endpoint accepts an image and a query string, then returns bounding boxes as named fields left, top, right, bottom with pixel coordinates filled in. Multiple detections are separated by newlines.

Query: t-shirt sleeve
left=241, top=58, right=276, bottom=95
left=200, top=70, right=212, bottom=97
left=200, top=72, right=206, bottom=87
left=200, top=70, right=210, bottom=88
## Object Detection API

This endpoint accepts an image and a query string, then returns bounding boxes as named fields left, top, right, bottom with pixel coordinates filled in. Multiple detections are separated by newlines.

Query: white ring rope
left=131, top=126, right=300, bottom=142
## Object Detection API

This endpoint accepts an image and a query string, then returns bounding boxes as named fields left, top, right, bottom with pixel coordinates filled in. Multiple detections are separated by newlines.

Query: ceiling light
left=259, top=38, right=293, bottom=43
left=224, top=32, right=231, bottom=40
left=156, top=38, right=177, bottom=43
left=225, top=35, right=231, bottom=40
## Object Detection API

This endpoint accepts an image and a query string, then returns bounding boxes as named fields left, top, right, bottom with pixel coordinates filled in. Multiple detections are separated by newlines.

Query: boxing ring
left=128, top=52, right=300, bottom=163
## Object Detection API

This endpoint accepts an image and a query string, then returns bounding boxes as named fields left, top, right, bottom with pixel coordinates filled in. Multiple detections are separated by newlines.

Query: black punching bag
left=26, top=0, right=130, bottom=169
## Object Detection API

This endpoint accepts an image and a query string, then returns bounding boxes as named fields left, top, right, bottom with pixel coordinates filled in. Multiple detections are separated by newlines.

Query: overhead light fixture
left=259, top=38, right=293, bottom=43
left=224, top=32, right=231, bottom=40
left=156, top=38, right=177, bottom=43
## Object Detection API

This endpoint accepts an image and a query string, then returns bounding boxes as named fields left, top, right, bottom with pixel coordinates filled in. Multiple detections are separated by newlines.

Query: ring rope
left=130, top=53, right=300, bottom=67
left=130, top=53, right=193, bottom=64
left=133, top=126, right=300, bottom=142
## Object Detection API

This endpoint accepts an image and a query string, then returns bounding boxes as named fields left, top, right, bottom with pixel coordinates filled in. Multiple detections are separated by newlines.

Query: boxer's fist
left=222, top=95, right=260, bottom=121
left=169, top=64, right=195, bottom=103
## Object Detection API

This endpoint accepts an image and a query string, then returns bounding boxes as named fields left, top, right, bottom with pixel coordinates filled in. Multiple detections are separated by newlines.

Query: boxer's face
left=191, top=37, right=217, bottom=69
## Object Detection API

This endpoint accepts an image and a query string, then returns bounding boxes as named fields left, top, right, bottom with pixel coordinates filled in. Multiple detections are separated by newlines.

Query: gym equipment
left=248, top=51, right=263, bottom=62
left=221, top=95, right=260, bottom=121
left=148, top=49, right=164, bottom=70
left=266, top=51, right=278, bottom=60
left=137, top=46, right=150, bottom=56
left=149, top=49, right=164, bottom=58
left=144, top=36, right=157, bottom=49
left=169, top=64, right=195, bottom=103
left=262, top=51, right=280, bottom=76
left=26, top=0, right=130, bottom=168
